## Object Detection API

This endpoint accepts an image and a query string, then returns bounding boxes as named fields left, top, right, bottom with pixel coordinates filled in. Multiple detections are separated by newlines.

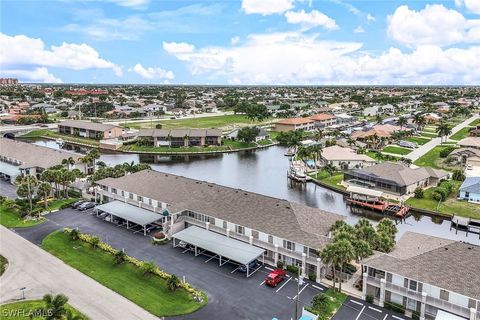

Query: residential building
left=226, top=127, right=269, bottom=142
left=320, top=146, right=377, bottom=170
left=362, top=232, right=480, bottom=320
left=449, top=148, right=480, bottom=165
left=137, top=128, right=222, bottom=147
left=459, top=177, right=480, bottom=203
left=58, top=120, right=123, bottom=140
left=344, top=162, right=449, bottom=196
left=0, top=78, right=18, bottom=85
left=0, top=138, right=88, bottom=183
left=309, top=113, right=337, bottom=128
left=273, top=117, right=315, bottom=132
left=96, top=170, right=343, bottom=279
left=458, top=137, right=480, bottom=149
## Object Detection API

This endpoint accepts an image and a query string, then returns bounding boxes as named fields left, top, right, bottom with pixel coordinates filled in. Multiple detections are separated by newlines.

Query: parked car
left=467, top=164, right=473, bottom=170
left=38, top=124, right=49, bottom=128
left=265, top=269, right=287, bottom=287
left=238, top=260, right=261, bottom=273
left=77, top=202, right=95, bottom=211
left=71, top=200, right=87, bottom=209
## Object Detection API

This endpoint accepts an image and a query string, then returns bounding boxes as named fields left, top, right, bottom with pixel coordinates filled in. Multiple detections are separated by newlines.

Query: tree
left=436, top=122, right=452, bottom=143
left=311, top=293, right=329, bottom=313
left=42, top=293, right=69, bottom=320
left=113, top=249, right=127, bottom=265
left=353, top=239, right=372, bottom=262
left=329, top=239, right=355, bottom=293
left=237, top=126, right=260, bottom=143
left=155, top=123, right=163, bottom=129
left=15, top=175, right=38, bottom=214
left=313, top=129, right=324, bottom=143
left=320, top=244, right=338, bottom=292
left=61, top=157, right=76, bottom=169
left=65, top=310, right=84, bottom=320
left=413, top=113, right=426, bottom=131
left=96, top=161, right=107, bottom=169
left=452, top=169, right=466, bottom=181
left=397, top=116, right=407, bottom=130
left=167, top=274, right=181, bottom=292
left=376, top=218, right=397, bottom=239
left=70, top=228, right=80, bottom=241
left=37, top=182, right=52, bottom=211
left=140, top=261, right=157, bottom=277
left=324, top=162, right=336, bottom=176
left=87, top=149, right=101, bottom=171
left=374, top=232, right=395, bottom=253
left=414, top=187, right=424, bottom=199
left=90, top=236, right=100, bottom=249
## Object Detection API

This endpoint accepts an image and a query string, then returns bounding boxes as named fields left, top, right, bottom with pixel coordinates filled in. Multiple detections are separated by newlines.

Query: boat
left=284, top=147, right=296, bottom=156
left=55, top=138, right=64, bottom=145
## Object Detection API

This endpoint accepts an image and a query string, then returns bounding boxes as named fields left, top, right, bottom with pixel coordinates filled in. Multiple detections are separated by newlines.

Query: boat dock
left=450, top=215, right=480, bottom=237
left=345, top=186, right=409, bottom=219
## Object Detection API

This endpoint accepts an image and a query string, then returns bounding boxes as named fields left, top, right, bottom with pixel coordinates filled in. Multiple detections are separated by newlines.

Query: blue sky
left=1, top=0, right=479, bottom=85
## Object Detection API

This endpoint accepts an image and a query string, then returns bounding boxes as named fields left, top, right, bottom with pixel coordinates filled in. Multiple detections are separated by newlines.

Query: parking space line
left=312, top=285, right=324, bottom=291
left=355, top=306, right=366, bottom=320
left=204, top=255, right=217, bottom=263
left=231, top=266, right=239, bottom=274
left=382, top=314, right=388, bottom=320
left=276, top=276, right=292, bottom=293
left=293, top=284, right=308, bottom=300
left=350, top=299, right=364, bottom=306
left=392, top=316, right=404, bottom=320
left=259, top=280, right=266, bottom=286
left=264, top=266, right=274, bottom=271
left=368, top=306, right=382, bottom=313
left=182, top=249, right=189, bottom=254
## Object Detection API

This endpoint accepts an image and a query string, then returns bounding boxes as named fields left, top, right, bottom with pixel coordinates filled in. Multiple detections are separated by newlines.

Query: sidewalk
left=0, top=226, right=158, bottom=320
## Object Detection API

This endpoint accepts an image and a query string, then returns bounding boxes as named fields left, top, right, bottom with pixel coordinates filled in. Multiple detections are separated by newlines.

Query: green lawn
left=312, top=170, right=346, bottom=190
left=122, top=140, right=256, bottom=153
left=0, top=204, right=44, bottom=228
left=306, top=289, right=347, bottom=319
left=405, top=136, right=430, bottom=145
left=0, top=255, right=7, bottom=276
left=406, top=182, right=480, bottom=219
left=0, top=300, right=87, bottom=320
left=42, top=231, right=206, bottom=317
left=257, top=139, right=274, bottom=146
left=123, top=114, right=275, bottom=130
left=420, top=132, right=438, bottom=138
left=44, top=198, right=78, bottom=212
left=469, top=119, right=480, bottom=126
left=413, top=145, right=451, bottom=170
left=366, top=151, right=400, bottom=162
left=21, top=130, right=100, bottom=146
left=449, top=127, right=473, bottom=141
left=382, top=146, right=412, bottom=155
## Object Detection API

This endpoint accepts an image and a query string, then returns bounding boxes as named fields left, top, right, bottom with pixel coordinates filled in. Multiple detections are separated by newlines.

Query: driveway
left=406, top=114, right=479, bottom=161
left=0, top=225, right=158, bottom=320
left=14, top=208, right=326, bottom=320
left=0, top=180, right=17, bottom=199
left=333, top=296, right=408, bottom=320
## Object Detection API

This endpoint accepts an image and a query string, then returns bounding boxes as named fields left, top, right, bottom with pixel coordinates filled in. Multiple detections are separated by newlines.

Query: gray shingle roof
left=59, top=120, right=119, bottom=132
left=0, top=138, right=82, bottom=169
left=364, top=232, right=480, bottom=300
left=97, top=170, right=343, bottom=249
left=360, top=163, right=448, bottom=187
left=137, top=129, right=222, bottom=138
left=460, top=177, right=480, bottom=193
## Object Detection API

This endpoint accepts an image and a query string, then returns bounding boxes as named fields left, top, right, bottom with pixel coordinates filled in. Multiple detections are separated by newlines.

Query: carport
left=0, top=161, right=20, bottom=184
left=95, top=200, right=162, bottom=236
left=172, top=226, right=265, bottom=277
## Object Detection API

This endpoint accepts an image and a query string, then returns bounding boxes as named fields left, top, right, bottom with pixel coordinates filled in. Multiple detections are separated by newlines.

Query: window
left=121, top=190, right=124, bottom=197
left=148, top=198, right=153, bottom=205
left=252, top=230, right=259, bottom=239
left=409, top=280, right=417, bottom=291
left=209, top=217, right=215, bottom=225
left=440, top=289, right=449, bottom=301
left=138, top=196, right=143, bottom=202
left=111, top=188, right=117, bottom=194
left=283, top=240, right=295, bottom=251
left=406, top=298, right=417, bottom=311
left=223, top=221, right=227, bottom=229
left=129, top=193, right=134, bottom=199
left=268, top=235, right=273, bottom=243
left=235, top=225, right=244, bottom=235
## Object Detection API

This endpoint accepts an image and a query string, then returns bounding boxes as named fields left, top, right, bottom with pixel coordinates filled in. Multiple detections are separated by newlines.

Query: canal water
left=31, top=139, right=480, bottom=244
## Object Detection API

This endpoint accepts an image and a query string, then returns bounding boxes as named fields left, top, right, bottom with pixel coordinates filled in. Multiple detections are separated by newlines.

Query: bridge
left=0, top=124, right=57, bottom=139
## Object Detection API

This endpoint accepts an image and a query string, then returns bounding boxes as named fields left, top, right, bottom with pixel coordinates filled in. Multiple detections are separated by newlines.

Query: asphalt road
left=334, top=296, right=408, bottom=320
left=0, top=180, right=17, bottom=199
left=14, top=208, right=327, bottom=320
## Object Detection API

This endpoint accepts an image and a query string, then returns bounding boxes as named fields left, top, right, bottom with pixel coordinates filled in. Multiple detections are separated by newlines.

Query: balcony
left=425, top=296, right=471, bottom=319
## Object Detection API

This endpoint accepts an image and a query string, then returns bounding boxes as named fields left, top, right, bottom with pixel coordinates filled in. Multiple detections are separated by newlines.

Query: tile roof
left=276, top=117, right=314, bottom=125
left=364, top=232, right=480, bottom=300
left=59, top=120, right=119, bottom=132
left=321, top=145, right=376, bottom=162
left=458, top=137, right=480, bottom=148
left=310, top=113, right=336, bottom=121
left=0, top=138, right=82, bottom=169
left=97, top=170, right=343, bottom=249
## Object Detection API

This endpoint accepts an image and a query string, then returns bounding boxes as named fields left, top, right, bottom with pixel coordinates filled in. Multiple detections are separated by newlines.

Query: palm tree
left=79, top=155, right=92, bottom=175
left=37, top=182, right=52, bottom=212
left=320, top=244, right=337, bottom=291
left=330, top=239, right=355, bottom=293
left=15, top=175, right=38, bottom=213
left=347, top=137, right=356, bottom=148
left=70, top=228, right=80, bottom=241
left=96, top=160, right=107, bottom=169
left=113, top=249, right=127, bottom=265
left=313, top=129, right=324, bottom=143
left=140, top=261, right=157, bottom=277
left=436, top=122, right=452, bottom=143
left=42, top=293, right=69, bottom=320
left=87, top=149, right=101, bottom=171
left=61, top=157, right=76, bottom=169
left=324, top=162, right=336, bottom=176
left=413, top=113, right=426, bottom=131
left=167, top=274, right=181, bottom=291
left=295, top=146, right=310, bottom=163
left=397, top=116, right=407, bottom=130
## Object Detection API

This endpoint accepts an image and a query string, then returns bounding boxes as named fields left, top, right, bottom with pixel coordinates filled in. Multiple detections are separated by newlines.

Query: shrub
left=67, top=190, right=81, bottom=198
left=414, top=187, right=424, bottom=199
left=167, top=274, right=181, bottom=292
left=452, top=169, right=465, bottom=181
left=153, top=232, right=165, bottom=240
left=384, top=301, right=405, bottom=314
left=366, top=294, right=374, bottom=303
left=439, top=180, right=453, bottom=194
left=439, top=146, right=455, bottom=158
left=286, top=264, right=299, bottom=275
left=277, top=261, right=284, bottom=269
left=432, top=187, right=449, bottom=202
left=308, top=272, right=317, bottom=282
left=412, top=311, right=420, bottom=320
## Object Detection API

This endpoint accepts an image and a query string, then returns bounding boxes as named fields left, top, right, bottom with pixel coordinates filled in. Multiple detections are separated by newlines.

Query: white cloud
left=285, top=10, right=338, bottom=30
left=164, top=31, right=480, bottom=85
left=354, top=26, right=365, bottom=33
left=455, top=0, right=480, bottom=14
left=231, top=36, right=240, bottom=45
left=162, top=41, right=195, bottom=54
left=108, top=0, right=149, bottom=8
left=366, top=13, right=375, bottom=22
left=241, top=0, right=294, bottom=15
left=387, top=4, right=480, bottom=47
left=131, top=63, right=175, bottom=80
left=0, top=33, right=122, bottom=77
left=2, top=67, right=62, bottom=83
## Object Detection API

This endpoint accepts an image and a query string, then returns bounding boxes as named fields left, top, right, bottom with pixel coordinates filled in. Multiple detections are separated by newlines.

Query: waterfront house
left=273, top=117, right=315, bottom=132
left=226, top=127, right=269, bottom=142
left=320, top=145, right=376, bottom=170
left=344, top=162, right=449, bottom=196
left=459, top=177, right=480, bottom=203
left=58, top=120, right=123, bottom=140
left=362, top=232, right=480, bottom=320
left=309, top=113, right=337, bottom=128
left=137, top=128, right=222, bottom=148
left=0, top=138, right=88, bottom=183
left=95, top=169, right=344, bottom=280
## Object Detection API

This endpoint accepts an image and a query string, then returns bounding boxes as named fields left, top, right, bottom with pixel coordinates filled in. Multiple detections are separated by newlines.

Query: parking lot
left=15, top=208, right=327, bottom=320
left=334, top=296, right=408, bottom=320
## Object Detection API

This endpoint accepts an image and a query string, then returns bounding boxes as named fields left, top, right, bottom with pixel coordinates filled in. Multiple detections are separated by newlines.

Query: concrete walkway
left=0, top=226, right=159, bottom=320
left=405, top=114, right=479, bottom=161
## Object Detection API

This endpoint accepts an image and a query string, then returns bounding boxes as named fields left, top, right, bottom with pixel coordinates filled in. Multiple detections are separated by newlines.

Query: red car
left=265, top=269, right=287, bottom=287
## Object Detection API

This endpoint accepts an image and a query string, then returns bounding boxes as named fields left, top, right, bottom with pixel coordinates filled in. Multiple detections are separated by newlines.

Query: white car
left=467, top=164, right=473, bottom=170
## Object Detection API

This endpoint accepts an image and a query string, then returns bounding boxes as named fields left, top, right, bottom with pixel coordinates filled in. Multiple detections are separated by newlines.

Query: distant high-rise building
left=0, top=78, right=19, bottom=85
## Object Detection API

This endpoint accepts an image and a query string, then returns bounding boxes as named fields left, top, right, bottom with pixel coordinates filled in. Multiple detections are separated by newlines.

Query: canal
left=31, top=139, right=480, bottom=244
